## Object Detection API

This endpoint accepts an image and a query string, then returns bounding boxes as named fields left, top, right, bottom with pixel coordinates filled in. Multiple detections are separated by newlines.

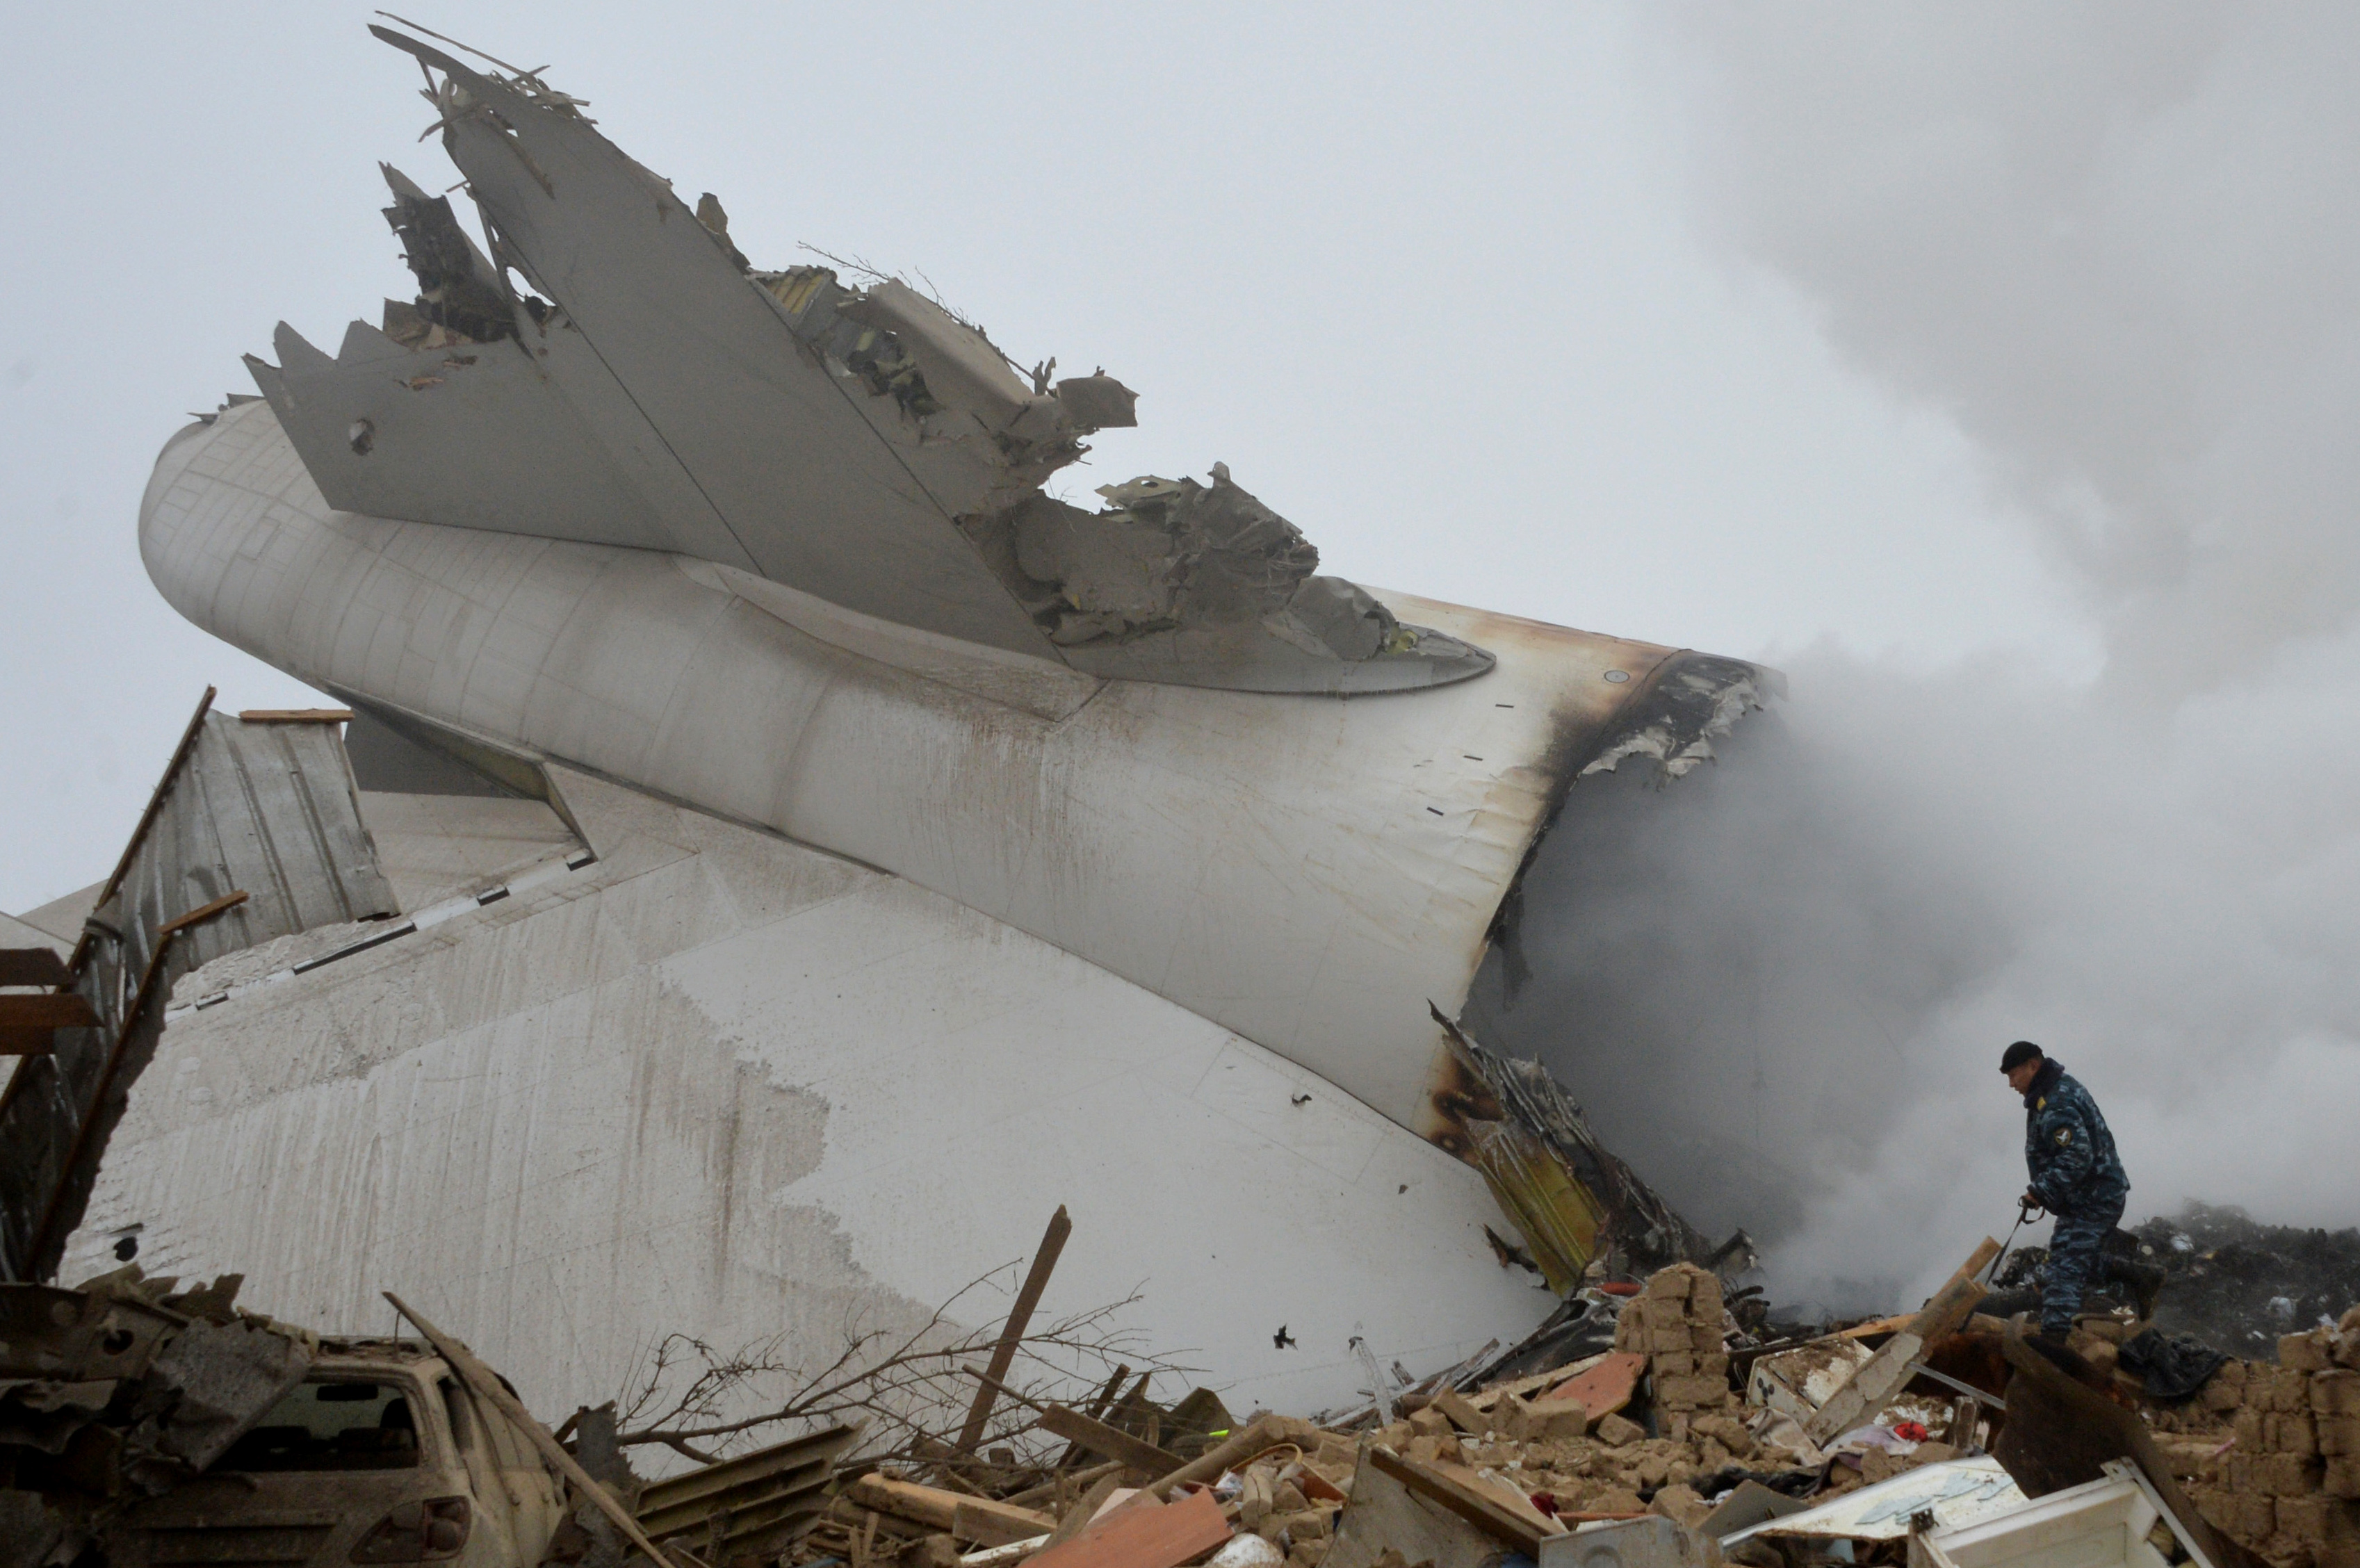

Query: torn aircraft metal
left=247, top=27, right=1488, bottom=694
left=1423, top=1006, right=1713, bottom=1291
left=94, top=24, right=1784, bottom=1412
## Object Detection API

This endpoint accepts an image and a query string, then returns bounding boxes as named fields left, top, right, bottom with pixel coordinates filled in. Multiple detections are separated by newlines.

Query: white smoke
left=1483, top=3, right=2360, bottom=1313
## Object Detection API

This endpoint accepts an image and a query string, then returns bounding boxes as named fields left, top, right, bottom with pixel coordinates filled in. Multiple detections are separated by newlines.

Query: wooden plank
left=1835, top=1314, right=1916, bottom=1341
left=1146, top=1416, right=1278, bottom=1500
left=158, top=889, right=250, bottom=936
left=1805, top=1238, right=1999, bottom=1442
left=957, top=1206, right=1073, bottom=1452
left=0, top=1027, right=57, bottom=1056
left=1055, top=1366, right=1130, bottom=1469
left=1018, top=1485, right=1227, bottom=1568
left=237, top=708, right=355, bottom=722
left=845, top=1475, right=1055, bottom=1547
left=1533, top=1351, right=1646, bottom=1415
left=1363, top=1448, right=1559, bottom=1555
left=0, top=949, right=68, bottom=987
left=386, top=1293, right=681, bottom=1568
left=1467, top=1361, right=1598, bottom=1412
left=1038, top=1406, right=1186, bottom=1476
left=0, top=994, right=99, bottom=1029
left=1427, top=1458, right=1564, bottom=1538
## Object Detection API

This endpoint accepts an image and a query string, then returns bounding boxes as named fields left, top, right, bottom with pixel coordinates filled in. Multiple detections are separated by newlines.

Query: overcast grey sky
left=6, top=3, right=2355, bottom=1299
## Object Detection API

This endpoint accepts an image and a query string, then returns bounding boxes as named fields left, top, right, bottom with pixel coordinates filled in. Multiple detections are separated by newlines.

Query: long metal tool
left=1986, top=1202, right=2035, bottom=1285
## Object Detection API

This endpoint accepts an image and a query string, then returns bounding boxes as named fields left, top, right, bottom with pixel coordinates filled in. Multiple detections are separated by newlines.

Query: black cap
left=2000, top=1040, right=2044, bottom=1072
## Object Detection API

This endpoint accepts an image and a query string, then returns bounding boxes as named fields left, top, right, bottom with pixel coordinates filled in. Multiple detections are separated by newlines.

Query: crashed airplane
left=1, top=25, right=1771, bottom=1416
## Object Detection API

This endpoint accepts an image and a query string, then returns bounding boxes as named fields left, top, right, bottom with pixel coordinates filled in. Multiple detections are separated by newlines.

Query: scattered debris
left=1426, top=1006, right=1717, bottom=1290
left=2127, top=1204, right=2360, bottom=1355
left=10, top=1213, right=2360, bottom=1568
left=18, top=22, right=2359, bottom=1568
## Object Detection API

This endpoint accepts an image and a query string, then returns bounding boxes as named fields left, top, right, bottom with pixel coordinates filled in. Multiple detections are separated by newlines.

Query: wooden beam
left=1146, top=1416, right=1280, bottom=1500
left=1364, top=1448, right=1560, bottom=1555
left=0, top=949, right=68, bottom=988
left=0, top=1027, right=57, bottom=1056
left=845, top=1475, right=1054, bottom=1548
left=1805, top=1237, right=1999, bottom=1442
left=158, top=889, right=249, bottom=935
left=1055, top=1363, right=1130, bottom=1469
left=1036, top=1405, right=1187, bottom=1476
left=0, top=994, right=100, bottom=1029
left=387, top=1293, right=681, bottom=1567
left=1955, top=1236, right=2004, bottom=1286
left=1017, top=1485, right=1228, bottom=1568
left=957, top=1205, right=1072, bottom=1452
left=1834, top=1313, right=1916, bottom=1341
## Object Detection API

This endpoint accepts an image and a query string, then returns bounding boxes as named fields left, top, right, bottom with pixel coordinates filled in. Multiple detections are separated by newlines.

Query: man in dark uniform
left=2001, top=1040, right=2130, bottom=1341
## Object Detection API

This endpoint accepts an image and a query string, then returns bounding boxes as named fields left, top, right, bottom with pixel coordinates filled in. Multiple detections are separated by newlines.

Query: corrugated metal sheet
left=0, top=701, right=396, bottom=1281
left=124, top=710, right=396, bottom=970
left=1424, top=1007, right=1709, bottom=1289
left=635, top=1422, right=863, bottom=1554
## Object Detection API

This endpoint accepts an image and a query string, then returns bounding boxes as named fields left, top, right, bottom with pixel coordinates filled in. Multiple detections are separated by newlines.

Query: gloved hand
left=2019, top=1189, right=2046, bottom=1220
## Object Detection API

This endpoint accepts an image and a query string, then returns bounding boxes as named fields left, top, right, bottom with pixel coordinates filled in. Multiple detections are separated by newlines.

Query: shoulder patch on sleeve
left=2055, top=1127, right=2073, bottom=1146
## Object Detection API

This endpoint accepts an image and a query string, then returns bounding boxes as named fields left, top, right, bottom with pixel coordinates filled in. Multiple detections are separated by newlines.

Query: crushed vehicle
left=0, top=1271, right=564, bottom=1568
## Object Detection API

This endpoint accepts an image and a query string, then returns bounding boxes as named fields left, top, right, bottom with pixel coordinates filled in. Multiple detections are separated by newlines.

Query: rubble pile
left=791, top=1256, right=1983, bottom=1568
left=799, top=1252, right=2360, bottom=1568
left=2128, top=1205, right=2360, bottom=1355
left=1612, top=1263, right=1738, bottom=1429
left=20, top=1240, right=2360, bottom=1568
left=0, top=1268, right=314, bottom=1501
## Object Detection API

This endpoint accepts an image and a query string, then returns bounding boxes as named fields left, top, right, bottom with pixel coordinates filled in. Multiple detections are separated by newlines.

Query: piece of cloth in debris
left=2115, top=1328, right=2230, bottom=1403
left=1688, top=1465, right=1822, bottom=1500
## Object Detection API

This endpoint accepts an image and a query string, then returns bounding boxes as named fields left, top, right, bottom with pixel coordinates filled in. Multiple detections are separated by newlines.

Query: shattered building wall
left=0, top=702, right=396, bottom=1282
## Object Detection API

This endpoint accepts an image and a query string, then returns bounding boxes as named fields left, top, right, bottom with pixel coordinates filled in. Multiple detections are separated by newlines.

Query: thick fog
left=1478, top=4, right=2360, bottom=1312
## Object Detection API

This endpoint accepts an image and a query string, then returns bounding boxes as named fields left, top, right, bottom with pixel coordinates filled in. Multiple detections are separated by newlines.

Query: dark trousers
left=2043, top=1191, right=2128, bottom=1336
